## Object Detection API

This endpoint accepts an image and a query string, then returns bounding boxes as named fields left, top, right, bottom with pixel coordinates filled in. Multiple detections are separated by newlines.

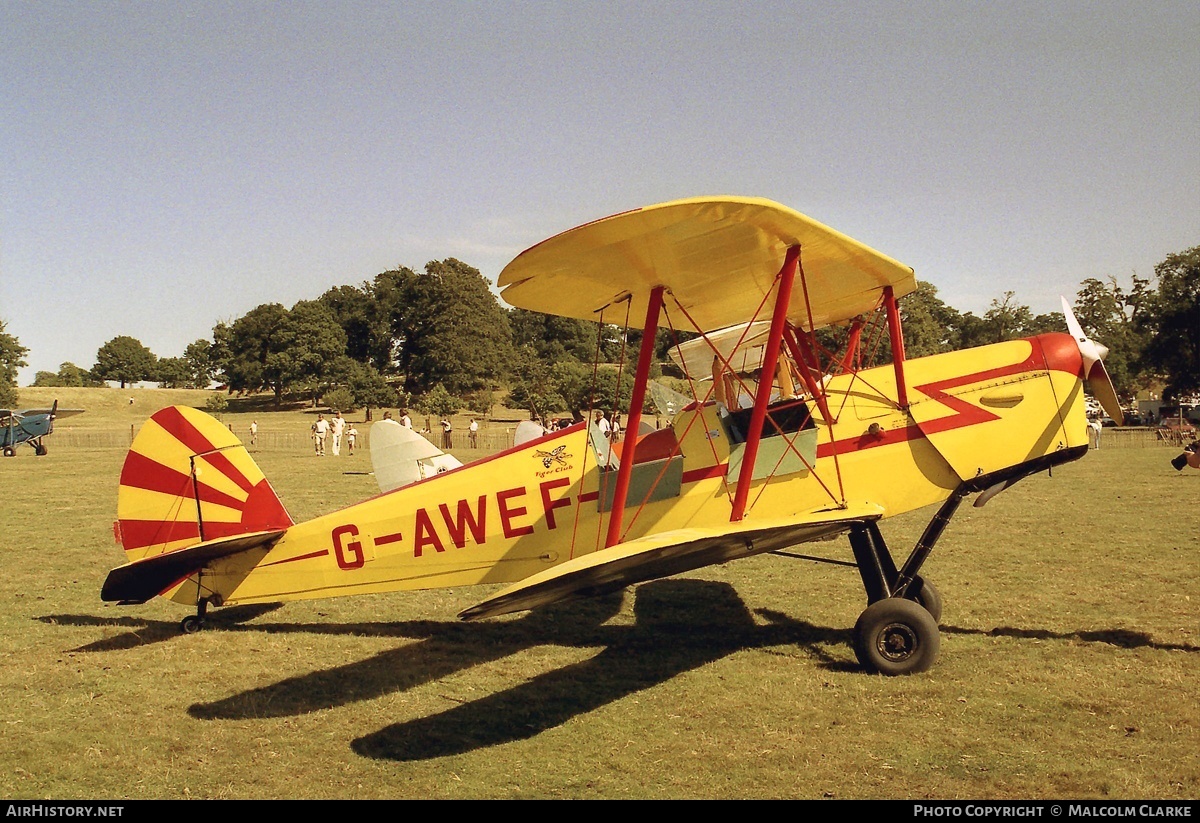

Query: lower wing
left=459, top=504, right=884, bottom=621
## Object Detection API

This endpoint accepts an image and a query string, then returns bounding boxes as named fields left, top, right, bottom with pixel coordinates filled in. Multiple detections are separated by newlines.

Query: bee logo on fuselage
left=534, top=445, right=570, bottom=469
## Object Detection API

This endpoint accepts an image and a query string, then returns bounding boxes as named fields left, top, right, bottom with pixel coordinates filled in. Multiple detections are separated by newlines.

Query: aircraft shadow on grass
left=40, top=577, right=1200, bottom=762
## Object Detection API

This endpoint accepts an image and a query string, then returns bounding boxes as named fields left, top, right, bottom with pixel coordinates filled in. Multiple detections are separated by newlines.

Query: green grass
left=1, top=389, right=1197, bottom=799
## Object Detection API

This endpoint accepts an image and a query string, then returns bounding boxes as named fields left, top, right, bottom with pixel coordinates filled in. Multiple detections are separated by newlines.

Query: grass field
left=1, top=388, right=1198, bottom=799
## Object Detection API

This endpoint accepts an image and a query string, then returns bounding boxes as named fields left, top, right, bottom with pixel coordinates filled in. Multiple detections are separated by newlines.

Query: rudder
left=115, top=405, right=293, bottom=561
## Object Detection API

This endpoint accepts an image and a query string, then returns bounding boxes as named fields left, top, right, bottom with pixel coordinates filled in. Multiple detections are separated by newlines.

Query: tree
left=899, top=282, right=961, bottom=358
left=268, top=300, right=349, bottom=406
left=384, top=259, right=514, bottom=396
left=322, top=387, right=356, bottom=415
left=319, top=283, right=394, bottom=373
left=184, top=339, right=218, bottom=388
left=216, top=302, right=347, bottom=408
left=1139, top=245, right=1200, bottom=401
left=93, top=336, right=157, bottom=388
left=506, top=344, right=568, bottom=421
left=412, top=383, right=461, bottom=418
left=211, top=306, right=285, bottom=394
left=155, top=356, right=194, bottom=388
left=31, top=362, right=102, bottom=388
left=981, top=291, right=1037, bottom=343
left=322, top=356, right=396, bottom=420
left=548, top=360, right=634, bottom=420
left=509, top=308, right=600, bottom=363
left=0, top=320, right=28, bottom=407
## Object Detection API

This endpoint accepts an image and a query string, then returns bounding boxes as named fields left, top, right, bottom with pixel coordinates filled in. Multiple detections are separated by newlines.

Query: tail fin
left=115, top=405, right=293, bottom=561
left=369, top=419, right=463, bottom=492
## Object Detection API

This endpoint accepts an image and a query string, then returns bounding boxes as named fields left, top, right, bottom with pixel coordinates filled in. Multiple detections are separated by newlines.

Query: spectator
left=330, top=411, right=346, bottom=455
left=313, top=414, right=330, bottom=456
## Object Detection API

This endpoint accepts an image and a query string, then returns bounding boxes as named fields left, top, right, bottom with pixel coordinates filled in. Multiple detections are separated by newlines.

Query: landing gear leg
left=180, top=594, right=222, bottom=634
left=848, top=488, right=967, bottom=674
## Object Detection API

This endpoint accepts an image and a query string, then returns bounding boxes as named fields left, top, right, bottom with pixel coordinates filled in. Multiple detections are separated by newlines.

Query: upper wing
left=497, top=196, right=915, bottom=334
left=459, top=504, right=884, bottom=621
left=15, top=408, right=84, bottom=419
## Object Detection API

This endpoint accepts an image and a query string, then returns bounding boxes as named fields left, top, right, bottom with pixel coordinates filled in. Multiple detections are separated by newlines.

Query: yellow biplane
left=101, top=196, right=1120, bottom=675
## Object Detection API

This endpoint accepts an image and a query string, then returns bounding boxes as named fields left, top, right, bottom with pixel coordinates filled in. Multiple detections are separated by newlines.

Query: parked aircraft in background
left=2, top=401, right=83, bottom=456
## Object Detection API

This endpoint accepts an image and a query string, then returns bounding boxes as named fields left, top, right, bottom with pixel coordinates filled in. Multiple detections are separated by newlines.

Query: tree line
left=3, top=245, right=1198, bottom=417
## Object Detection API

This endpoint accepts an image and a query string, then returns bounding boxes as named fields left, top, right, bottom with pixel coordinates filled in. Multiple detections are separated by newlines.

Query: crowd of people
left=309, top=411, right=358, bottom=456
left=302, top=408, right=488, bottom=456
left=282, top=404, right=673, bottom=460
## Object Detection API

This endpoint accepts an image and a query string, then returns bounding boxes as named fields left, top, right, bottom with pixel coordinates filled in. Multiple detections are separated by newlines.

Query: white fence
left=48, top=427, right=522, bottom=453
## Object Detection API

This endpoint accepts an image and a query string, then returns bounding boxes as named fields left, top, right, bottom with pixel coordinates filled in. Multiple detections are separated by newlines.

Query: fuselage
left=187, top=332, right=1088, bottom=607
left=2, top=413, right=52, bottom=447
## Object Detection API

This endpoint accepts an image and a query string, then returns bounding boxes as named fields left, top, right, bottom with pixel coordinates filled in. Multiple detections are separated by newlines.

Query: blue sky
left=3, top=1, right=1197, bottom=385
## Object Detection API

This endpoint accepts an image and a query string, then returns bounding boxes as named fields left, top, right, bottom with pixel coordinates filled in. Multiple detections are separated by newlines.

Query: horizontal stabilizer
left=459, top=505, right=883, bottom=621
left=101, top=529, right=285, bottom=604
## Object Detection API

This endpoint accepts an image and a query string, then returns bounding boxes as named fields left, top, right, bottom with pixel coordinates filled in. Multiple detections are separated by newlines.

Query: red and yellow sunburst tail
left=114, top=405, right=293, bottom=565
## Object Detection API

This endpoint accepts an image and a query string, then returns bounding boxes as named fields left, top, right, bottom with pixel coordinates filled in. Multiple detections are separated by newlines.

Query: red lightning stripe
left=814, top=338, right=1063, bottom=459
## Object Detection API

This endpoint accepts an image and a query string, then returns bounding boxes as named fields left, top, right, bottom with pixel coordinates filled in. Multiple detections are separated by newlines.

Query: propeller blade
left=1087, top=357, right=1122, bottom=426
left=1061, top=297, right=1123, bottom=425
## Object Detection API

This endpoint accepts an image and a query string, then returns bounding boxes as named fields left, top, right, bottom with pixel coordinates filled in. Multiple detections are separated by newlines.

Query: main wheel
left=908, top=575, right=943, bottom=624
left=180, top=615, right=205, bottom=634
left=2, top=447, right=14, bottom=457
left=853, top=597, right=940, bottom=675
left=34, top=443, right=48, bottom=456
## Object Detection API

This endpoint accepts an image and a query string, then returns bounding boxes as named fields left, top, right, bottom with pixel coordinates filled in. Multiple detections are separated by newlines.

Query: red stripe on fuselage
left=911, top=342, right=1047, bottom=433
left=815, top=336, right=1063, bottom=459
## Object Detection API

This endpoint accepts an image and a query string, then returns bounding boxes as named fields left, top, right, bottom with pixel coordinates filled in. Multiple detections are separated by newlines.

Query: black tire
left=180, top=615, right=204, bottom=634
left=34, top=444, right=47, bottom=456
left=2, top=447, right=14, bottom=457
left=909, top=575, right=943, bottom=624
left=853, top=597, right=940, bottom=675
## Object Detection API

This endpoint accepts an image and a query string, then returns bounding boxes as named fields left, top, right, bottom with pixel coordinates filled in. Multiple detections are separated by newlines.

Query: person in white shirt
left=330, top=411, right=346, bottom=455
left=312, top=414, right=330, bottom=456
left=594, top=409, right=611, bottom=437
